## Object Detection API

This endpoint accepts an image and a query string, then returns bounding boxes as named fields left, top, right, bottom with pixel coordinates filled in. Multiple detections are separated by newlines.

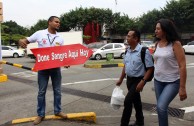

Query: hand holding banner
left=31, top=44, right=93, bottom=71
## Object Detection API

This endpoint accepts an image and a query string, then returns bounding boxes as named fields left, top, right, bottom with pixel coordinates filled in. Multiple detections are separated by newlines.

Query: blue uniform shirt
left=124, top=44, right=154, bottom=77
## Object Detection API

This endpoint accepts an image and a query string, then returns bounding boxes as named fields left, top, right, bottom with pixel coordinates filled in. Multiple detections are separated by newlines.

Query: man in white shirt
left=19, top=16, right=67, bottom=125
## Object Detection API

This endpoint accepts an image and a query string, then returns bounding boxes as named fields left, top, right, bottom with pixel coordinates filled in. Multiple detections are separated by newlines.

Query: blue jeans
left=37, top=68, right=62, bottom=117
left=154, top=79, right=180, bottom=126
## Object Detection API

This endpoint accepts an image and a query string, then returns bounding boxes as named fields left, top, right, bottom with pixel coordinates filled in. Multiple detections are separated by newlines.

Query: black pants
left=120, top=76, right=144, bottom=126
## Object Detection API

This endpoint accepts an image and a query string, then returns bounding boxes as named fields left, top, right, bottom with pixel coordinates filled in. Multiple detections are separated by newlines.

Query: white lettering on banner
left=80, top=49, right=89, bottom=57
left=68, top=50, right=78, bottom=59
left=51, top=52, right=67, bottom=61
left=37, top=54, right=50, bottom=62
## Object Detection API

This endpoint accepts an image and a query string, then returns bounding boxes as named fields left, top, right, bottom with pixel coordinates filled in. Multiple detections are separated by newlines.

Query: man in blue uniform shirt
left=116, top=29, right=154, bottom=126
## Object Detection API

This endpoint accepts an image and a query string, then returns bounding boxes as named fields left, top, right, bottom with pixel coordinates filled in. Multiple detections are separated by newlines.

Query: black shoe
left=128, top=121, right=144, bottom=126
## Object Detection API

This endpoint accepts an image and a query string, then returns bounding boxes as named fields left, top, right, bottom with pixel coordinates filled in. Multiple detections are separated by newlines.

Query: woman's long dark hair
left=155, top=19, right=181, bottom=45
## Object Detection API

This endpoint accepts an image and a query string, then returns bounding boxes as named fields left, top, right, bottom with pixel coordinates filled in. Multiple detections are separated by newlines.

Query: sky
left=3, top=0, right=170, bottom=28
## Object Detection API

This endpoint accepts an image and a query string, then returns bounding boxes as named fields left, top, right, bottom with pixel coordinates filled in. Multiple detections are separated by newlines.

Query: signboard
left=31, top=44, right=93, bottom=71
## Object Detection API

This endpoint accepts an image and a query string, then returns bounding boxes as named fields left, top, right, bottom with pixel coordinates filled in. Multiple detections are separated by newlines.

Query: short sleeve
left=27, top=31, right=40, bottom=43
left=145, top=49, right=154, bottom=68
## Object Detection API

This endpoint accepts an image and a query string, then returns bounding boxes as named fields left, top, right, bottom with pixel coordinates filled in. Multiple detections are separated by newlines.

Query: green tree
left=2, top=21, right=29, bottom=35
left=60, top=7, right=113, bottom=31
left=28, top=19, right=47, bottom=35
left=1, top=21, right=27, bottom=45
left=137, top=9, right=163, bottom=33
left=161, top=0, right=194, bottom=31
left=107, top=13, right=135, bottom=34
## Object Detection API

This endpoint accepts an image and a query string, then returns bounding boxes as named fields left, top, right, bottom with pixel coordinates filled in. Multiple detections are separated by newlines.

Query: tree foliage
left=137, top=9, right=163, bottom=33
left=28, top=19, right=47, bottom=35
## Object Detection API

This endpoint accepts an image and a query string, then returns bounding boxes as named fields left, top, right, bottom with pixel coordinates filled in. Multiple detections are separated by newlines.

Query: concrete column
left=0, top=0, right=7, bottom=82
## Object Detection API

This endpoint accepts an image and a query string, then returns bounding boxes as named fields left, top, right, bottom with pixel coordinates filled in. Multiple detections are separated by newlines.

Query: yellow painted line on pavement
left=11, top=112, right=96, bottom=124
left=84, top=64, right=102, bottom=68
left=67, top=112, right=96, bottom=123
left=0, top=74, right=8, bottom=82
left=13, top=63, right=22, bottom=68
left=1, top=60, right=35, bottom=71
left=118, top=63, right=124, bottom=67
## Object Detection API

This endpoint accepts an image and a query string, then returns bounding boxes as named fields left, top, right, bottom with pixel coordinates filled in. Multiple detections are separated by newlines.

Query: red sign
left=31, top=44, right=93, bottom=71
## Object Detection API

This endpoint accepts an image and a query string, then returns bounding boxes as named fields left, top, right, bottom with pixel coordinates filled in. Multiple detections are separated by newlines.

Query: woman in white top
left=153, top=19, right=187, bottom=126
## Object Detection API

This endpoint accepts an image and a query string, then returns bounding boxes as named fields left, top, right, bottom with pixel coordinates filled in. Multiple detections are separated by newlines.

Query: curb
left=84, top=63, right=124, bottom=68
left=1, top=112, right=96, bottom=125
left=1, top=60, right=35, bottom=71
left=0, top=74, right=8, bottom=82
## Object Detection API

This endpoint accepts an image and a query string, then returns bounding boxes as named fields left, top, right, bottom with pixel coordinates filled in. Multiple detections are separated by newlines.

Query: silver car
left=91, top=43, right=125, bottom=60
left=1, top=46, right=25, bottom=58
left=183, top=41, right=194, bottom=54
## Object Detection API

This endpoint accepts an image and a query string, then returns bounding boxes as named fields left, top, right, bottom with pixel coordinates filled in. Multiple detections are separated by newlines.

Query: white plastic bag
left=110, top=86, right=125, bottom=110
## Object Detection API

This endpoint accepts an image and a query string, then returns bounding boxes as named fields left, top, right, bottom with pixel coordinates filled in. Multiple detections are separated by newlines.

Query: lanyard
left=47, top=34, right=58, bottom=46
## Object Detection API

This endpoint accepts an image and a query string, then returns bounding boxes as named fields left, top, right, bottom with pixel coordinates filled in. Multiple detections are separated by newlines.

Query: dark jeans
left=37, top=68, right=62, bottom=117
left=120, top=76, right=144, bottom=126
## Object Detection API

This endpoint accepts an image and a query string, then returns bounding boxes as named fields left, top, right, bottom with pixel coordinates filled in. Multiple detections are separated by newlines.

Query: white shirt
left=154, top=43, right=180, bottom=82
left=27, top=29, right=64, bottom=48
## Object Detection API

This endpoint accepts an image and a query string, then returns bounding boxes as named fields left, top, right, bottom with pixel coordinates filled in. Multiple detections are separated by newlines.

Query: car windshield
left=87, top=42, right=106, bottom=49
left=187, top=41, right=194, bottom=45
left=10, top=47, right=17, bottom=50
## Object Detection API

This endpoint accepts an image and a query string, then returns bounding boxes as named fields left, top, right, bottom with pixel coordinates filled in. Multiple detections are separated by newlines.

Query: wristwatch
left=142, top=78, right=147, bottom=85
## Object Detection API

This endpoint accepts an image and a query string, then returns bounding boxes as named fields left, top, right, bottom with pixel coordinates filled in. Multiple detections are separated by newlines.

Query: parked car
left=182, top=41, right=194, bottom=54
left=1, top=45, right=25, bottom=58
left=91, top=43, right=125, bottom=60
left=86, top=42, right=106, bottom=52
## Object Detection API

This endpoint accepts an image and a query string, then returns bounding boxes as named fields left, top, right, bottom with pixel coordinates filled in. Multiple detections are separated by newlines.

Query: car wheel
left=95, top=54, right=102, bottom=60
left=121, top=53, right=125, bottom=59
left=13, top=53, right=19, bottom=58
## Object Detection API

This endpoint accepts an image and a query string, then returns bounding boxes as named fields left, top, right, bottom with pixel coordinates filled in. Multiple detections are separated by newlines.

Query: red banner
left=31, top=44, right=93, bottom=71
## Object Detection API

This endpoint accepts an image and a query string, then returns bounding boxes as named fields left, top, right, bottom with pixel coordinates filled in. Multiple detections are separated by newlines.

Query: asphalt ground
left=0, top=59, right=194, bottom=126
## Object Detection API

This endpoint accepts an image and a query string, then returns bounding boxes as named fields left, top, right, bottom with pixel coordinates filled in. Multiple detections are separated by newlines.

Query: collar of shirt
left=45, top=28, right=59, bottom=37
left=127, top=43, right=142, bottom=53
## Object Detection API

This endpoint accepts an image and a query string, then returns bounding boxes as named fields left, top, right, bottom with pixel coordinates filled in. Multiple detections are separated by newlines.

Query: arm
left=116, top=65, right=126, bottom=86
left=19, top=38, right=30, bottom=48
left=136, top=48, right=154, bottom=92
left=136, top=67, right=154, bottom=92
left=173, top=41, right=187, bottom=101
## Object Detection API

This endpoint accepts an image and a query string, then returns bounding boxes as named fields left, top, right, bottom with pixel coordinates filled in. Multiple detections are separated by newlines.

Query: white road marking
left=187, top=63, right=194, bottom=66
left=186, top=66, right=194, bottom=68
left=186, top=63, right=194, bottom=68
left=180, top=106, right=194, bottom=113
left=62, top=78, right=120, bottom=86
left=11, top=71, right=37, bottom=77
left=10, top=68, right=67, bottom=78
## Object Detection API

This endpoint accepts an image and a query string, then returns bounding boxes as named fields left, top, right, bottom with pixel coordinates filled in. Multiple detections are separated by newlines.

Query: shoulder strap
left=125, top=47, right=129, bottom=54
left=154, top=42, right=158, bottom=53
left=141, top=47, right=147, bottom=70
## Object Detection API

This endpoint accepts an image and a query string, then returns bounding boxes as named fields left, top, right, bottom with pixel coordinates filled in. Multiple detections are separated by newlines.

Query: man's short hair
left=130, top=28, right=141, bottom=42
left=47, top=16, right=59, bottom=24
